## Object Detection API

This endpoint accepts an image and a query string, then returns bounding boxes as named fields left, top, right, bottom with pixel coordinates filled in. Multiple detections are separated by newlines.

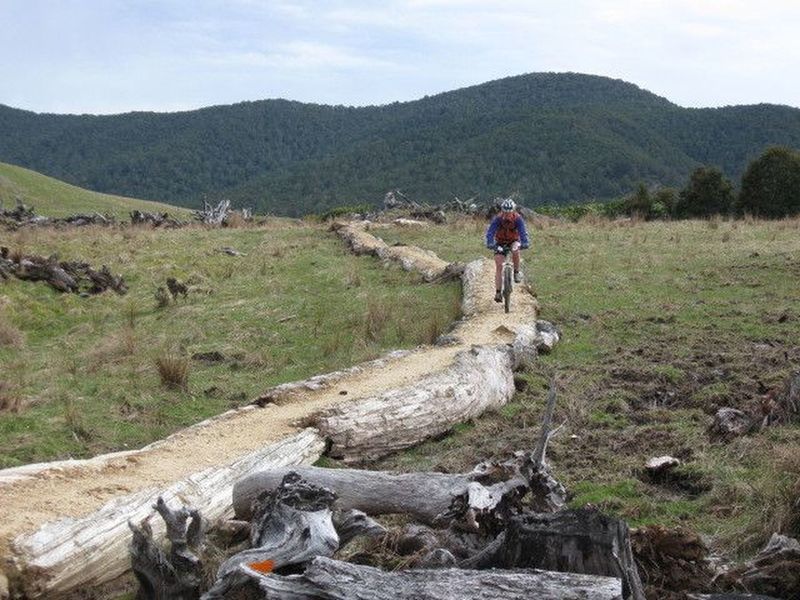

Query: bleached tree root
left=8, top=429, right=324, bottom=598
left=213, top=556, right=625, bottom=600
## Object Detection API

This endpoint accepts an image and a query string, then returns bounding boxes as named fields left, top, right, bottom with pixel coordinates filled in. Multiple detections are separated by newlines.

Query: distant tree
left=652, top=187, right=678, bottom=218
left=737, top=146, right=800, bottom=218
left=675, top=167, right=734, bottom=218
left=624, top=183, right=652, bottom=218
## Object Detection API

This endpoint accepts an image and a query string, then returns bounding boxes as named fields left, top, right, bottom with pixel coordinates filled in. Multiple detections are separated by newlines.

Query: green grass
left=0, top=161, right=190, bottom=219
left=0, top=222, right=461, bottom=467
left=373, top=215, right=800, bottom=557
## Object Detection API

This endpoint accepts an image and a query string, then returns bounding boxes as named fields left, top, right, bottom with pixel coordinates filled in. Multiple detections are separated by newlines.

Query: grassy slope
left=0, top=161, right=190, bottom=219
left=0, top=223, right=461, bottom=467
left=371, top=217, right=800, bottom=556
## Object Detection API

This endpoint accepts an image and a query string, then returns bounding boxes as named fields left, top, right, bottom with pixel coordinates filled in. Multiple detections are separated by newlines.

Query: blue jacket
left=485, top=213, right=529, bottom=248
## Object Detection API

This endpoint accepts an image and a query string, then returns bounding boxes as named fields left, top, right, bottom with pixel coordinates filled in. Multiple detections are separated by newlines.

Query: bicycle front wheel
left=503, top=267, right=512, bottom=313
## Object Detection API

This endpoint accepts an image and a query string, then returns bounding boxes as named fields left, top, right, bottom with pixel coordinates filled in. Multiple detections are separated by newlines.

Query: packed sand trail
left=0, top=223, right=539, bottom=596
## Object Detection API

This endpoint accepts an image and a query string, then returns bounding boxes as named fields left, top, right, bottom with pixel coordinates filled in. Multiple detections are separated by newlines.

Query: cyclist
left=485, top=199, right=529, bottom=303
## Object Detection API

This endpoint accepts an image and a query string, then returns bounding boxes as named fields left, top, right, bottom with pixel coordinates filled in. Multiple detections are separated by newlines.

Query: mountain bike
left=497, top=245, right=514, bottom=313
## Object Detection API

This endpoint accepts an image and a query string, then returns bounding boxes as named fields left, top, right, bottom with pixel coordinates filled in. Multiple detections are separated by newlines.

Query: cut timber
left=220, top=556, right=624, bottom=599
left=331, top=221, right=450, bottom=282
left=8, top=429, right=324, bottom=598
left=313, top=345, right=514, bottom=462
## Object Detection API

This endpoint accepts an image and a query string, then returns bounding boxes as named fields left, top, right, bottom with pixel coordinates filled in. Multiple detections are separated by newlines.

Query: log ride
left=1, top=229, right=548, bottom=598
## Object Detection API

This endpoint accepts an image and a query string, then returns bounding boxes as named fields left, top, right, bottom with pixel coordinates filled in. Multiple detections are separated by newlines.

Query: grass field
left=0, top=161, right=191, bottom=219
left=0, top=222, right=461, bottom=467
left=371, top=215, right=800, bottom=557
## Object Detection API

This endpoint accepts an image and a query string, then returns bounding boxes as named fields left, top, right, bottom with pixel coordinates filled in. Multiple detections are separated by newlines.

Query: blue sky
left=1, top=0, right=799, bottom=114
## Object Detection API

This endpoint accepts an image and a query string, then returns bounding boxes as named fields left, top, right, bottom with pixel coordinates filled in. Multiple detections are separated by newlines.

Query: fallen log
left=1, top=248, right=127, bottom=295
left=234, top=465, right=523, bottom=527
left=130, top=210, right=185, bottom=228
left=312, top=345, right=514, bottom=463
left=212, top=556, right=624, bottom=600
left=9, top=429, right=325, bottom=598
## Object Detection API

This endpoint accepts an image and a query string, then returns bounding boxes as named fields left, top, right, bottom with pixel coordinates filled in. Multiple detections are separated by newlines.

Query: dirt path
left=0, top=227, right=538, bottom=593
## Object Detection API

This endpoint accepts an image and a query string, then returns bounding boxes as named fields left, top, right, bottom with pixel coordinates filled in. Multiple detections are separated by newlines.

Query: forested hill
left=2, top=73, right=800, bottom=216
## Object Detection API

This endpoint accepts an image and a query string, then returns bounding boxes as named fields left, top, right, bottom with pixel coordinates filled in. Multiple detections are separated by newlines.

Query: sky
left=1, top=0, right=799, bottom=115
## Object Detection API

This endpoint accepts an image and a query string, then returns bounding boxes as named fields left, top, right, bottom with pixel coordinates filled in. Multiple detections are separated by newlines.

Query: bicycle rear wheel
left=503, top=267, right=512, bottom=313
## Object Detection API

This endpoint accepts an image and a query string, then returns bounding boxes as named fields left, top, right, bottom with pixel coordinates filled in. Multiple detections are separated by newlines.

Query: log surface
left=241, top=556, right=624, bottom=600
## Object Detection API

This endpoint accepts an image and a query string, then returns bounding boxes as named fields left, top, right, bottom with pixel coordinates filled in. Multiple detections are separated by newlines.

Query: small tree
left=675, top=167, right=734, bottom=218
left=624, top=183, right=652, bottom=218
left=652, top=187, right=678, bottom=219
left=737, top=146, right=800, bottom=218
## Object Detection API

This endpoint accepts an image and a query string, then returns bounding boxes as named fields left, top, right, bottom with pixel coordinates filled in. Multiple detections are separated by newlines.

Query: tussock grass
left=0, top=382, right=24, bottom=414
left=373, top=217, right=800, bottom=558
left=155, top=354, right=190, bottom=391
left=0, top=316, right=24, bottom=347
left=0, top=221, right=461, bottom=467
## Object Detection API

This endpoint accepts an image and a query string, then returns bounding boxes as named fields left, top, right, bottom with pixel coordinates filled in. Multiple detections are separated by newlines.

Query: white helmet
left=500, top=198, right=515, bottom=212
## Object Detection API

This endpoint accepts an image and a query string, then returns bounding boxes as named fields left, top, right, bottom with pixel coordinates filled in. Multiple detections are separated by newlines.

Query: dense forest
left=1, top=73, right=799, bottom=216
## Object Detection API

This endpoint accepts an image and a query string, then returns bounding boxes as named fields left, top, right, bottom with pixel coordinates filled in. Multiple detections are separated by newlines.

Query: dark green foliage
left=624, top=183, right=652, bottom=217
left=1, top=73, right=800, bottom=216
left=676, top=167, right=735, bottom=218
left=737, top=146, right=800, bottom=217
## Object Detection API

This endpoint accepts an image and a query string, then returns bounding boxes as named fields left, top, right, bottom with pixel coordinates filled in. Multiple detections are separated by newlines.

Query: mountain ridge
left=1, top=72, right=799, bottom=215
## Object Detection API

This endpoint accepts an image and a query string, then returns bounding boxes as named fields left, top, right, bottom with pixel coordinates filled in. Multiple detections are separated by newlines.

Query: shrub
left=676, top=166, right=734, bottom=218
left=737, top=146, right=800, bottom=218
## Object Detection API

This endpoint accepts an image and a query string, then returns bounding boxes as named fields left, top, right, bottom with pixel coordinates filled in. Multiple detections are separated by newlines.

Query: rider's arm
left=485, top=217, right=500, bottom=247
left=517, top=216, right=530, bottom=248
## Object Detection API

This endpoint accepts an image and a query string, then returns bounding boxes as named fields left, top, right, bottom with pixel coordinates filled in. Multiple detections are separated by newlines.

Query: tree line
left=539, top=146, right=800, bottom=221
left=2, top=73, right=800, bottom=216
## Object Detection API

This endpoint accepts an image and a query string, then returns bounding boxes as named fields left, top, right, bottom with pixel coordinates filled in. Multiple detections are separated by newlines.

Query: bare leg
left=494, top=254, right=504, bottom=290
left=512, top=250, right=520, bottom=271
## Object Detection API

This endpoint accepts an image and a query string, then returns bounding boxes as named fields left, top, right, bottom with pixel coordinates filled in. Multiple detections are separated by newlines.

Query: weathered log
left=475, top=509, right=646, bottom=600
left=332, top=509, right=387, bottom=546
left=216, top=556, right=624, bottom=599
left=313, top=345, right=514, bottom=463
left=686, top=594, right=782, bottom=599
left=130, top=210, right=185, bottom=228
left=129, top=497, right=205, bottom=599
left=215, top=473, right=339, bottom=582
left=234, top=465, right=514, bottom=526
left=9, top=429, right=324, bottom=598
left=194, top=200, right=231, bottom=226
left=1, top=249, right=128, bottom=295
left=717, top=533, right=800, bottom=599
